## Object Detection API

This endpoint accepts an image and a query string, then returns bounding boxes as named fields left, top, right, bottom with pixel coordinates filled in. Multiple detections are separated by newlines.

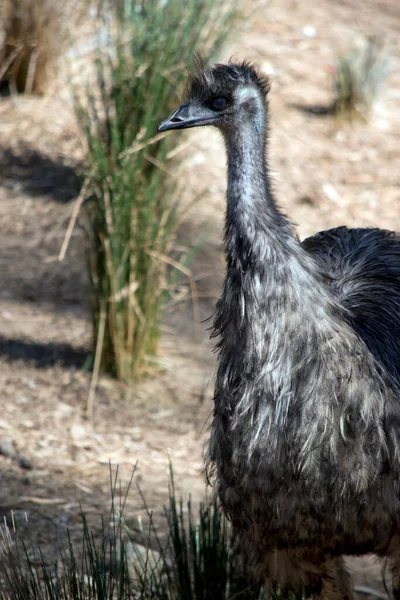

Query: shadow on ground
left=0, top=144, right=89, bottom=310
left=0, top=146, right=82, bottom=203
left=0, top=336, right=90, bottom=369
left=0, top=464, right=133, bottom=565
left=0, top=255, right=90, bottom=308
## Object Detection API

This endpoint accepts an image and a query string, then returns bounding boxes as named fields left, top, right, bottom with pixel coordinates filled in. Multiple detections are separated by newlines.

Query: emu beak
left=158, top=102, right=216, bottom=132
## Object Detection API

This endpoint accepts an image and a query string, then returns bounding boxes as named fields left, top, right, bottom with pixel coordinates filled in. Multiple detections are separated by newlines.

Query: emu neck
left=219, top=119, right=335, bottom=354
left=223, top=121, right=296, bottom=270
left=212, top=118, right=341, bottom=447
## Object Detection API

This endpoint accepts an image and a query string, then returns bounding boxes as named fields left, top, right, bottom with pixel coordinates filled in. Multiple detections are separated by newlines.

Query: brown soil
left=0, top=0, right=399, bottom=596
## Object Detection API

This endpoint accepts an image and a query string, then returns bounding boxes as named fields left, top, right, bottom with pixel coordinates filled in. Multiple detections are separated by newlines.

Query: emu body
left=159, top=61, right=400, bottom=599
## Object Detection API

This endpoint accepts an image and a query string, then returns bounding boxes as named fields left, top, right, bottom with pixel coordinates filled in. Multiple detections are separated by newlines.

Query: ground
left=0, top=0, right=399, bottom=596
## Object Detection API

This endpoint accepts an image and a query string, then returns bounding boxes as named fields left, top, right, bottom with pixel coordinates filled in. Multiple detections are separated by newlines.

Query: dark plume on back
left=304, top=226, right=400, bottom=385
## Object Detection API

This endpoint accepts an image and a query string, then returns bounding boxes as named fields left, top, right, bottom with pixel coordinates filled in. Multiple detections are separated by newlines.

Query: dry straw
left=0, top=0, right=79, bottom=93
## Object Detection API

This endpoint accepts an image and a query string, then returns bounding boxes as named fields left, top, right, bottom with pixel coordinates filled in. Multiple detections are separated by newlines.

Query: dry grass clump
left=333, top=35, right=390, bottom=120
left=0, top=0, right=75, bottom=94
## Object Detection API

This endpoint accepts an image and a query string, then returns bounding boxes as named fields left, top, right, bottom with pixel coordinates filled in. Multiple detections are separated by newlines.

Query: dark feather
left=186, top=59, right=271, bottom=105
left=303, top=227, right=400, bottom=385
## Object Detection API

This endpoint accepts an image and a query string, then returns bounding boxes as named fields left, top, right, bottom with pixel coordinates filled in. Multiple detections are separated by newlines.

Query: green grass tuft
left=159, top=463, right=267, bottom=599
left=333, top=35, right=390, bottom=121
left=0, top=465, right=267, bottom=599
left=74, top=0, right=238, bottom=382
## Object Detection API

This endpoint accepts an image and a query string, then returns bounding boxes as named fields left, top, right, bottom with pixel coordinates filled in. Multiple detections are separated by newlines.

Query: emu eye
left=212, top=97, right=227, bottom=111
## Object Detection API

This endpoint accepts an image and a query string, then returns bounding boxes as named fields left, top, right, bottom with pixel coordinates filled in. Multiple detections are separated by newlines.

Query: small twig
left=25, top=47, right=39, bottom=94
left=58, top=177, right=91, bottom=261
left=18, top=497, right=65, bottom=505
left=103, top=181, right=114, bottom=235
left=0, top=43, right=23, bottom=81
left=148, top=250, right=200, bottom=336
left=118, top=131, right=168, bottom=161
left=166, top=137, right=194, bottom=160
left=87, top=305, right=106, bottom=419
left=143, top=152, right=175, bottom=177
left=354, top=585, right=388, bottom=599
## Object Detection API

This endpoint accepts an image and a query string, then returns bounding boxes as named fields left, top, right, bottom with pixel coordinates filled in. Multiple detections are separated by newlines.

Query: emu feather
left=159, top=60, right=400, bottom=600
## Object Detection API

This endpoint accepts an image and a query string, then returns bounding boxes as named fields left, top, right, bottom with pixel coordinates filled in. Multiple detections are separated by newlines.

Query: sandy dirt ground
left=0, top=0, right=399, bottom=595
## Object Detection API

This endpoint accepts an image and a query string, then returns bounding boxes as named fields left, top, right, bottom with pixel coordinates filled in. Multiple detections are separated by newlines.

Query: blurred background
left=0, top=0, right=398, bottom=596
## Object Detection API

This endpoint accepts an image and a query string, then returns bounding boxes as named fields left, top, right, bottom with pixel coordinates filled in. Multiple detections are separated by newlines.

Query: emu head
left=158, top=60, right=271, bottom=134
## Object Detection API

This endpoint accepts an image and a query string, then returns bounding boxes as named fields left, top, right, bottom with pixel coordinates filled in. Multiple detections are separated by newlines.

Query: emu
left=159, top=61, right=400, bottom=599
